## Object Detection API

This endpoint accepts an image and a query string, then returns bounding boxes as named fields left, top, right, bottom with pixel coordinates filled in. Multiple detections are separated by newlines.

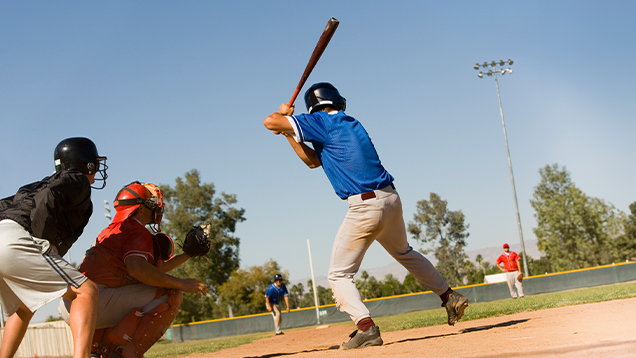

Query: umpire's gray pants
left=328, top=185, right=449, bottom=324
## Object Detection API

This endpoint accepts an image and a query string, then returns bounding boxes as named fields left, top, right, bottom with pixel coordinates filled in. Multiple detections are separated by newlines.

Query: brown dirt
left=191, top=297, right=636, bottom=358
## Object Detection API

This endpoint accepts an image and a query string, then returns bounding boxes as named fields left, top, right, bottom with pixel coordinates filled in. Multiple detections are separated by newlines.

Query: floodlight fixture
left=474, top=63, right=480, bottom=70
left=483, top=61, right=488, bottom=67
left=508, top=59, right=513, bottom=65
left=478, top=72, right=483, bottom=78
left=499, top=59, right=505, bottom=66
left=507, top=68, right=513, bottom=74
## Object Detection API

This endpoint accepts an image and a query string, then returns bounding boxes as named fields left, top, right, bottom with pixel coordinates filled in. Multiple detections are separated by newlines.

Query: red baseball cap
left=503, top=243, right=509, bottom=248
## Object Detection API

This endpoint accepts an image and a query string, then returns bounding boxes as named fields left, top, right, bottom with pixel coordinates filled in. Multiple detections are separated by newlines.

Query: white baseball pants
left=327, top=185, right=449, bottom=324
left=505, top=271, right=524, bottom=298
left=271, top=303, right=282, bottom=334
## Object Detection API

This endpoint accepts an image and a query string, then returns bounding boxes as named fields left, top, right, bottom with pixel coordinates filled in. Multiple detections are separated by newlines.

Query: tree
left=45, top=315, right=63, bottom=322
left=407, top=193, right=470, bottom=287
left=355, top=271, right=382, bottom=300
left=530, top=164, right=623, bottom=272
left=402, top=273, right=429, bottom=293
left=380, top=274, right=405, bottom=297
left=526, top=255, right=552, bottom=275
left=160, top=169, right=246, bottom=323
left=218, top=260, right=288, bottom=317
left=301, top=280, right=335, bottom=307
left=611, top=201, right=636, bottom=262
left=289, top=282, right=305, bottom=309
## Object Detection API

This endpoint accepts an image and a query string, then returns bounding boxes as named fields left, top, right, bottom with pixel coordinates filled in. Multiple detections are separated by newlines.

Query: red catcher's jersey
left=496, top=251, right=520, bottom=272
left=80, top=218, right=157, bottom=287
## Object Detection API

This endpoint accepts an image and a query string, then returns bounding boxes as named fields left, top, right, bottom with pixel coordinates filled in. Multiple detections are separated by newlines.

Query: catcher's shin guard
left=109, top=289, right=183, bottom=358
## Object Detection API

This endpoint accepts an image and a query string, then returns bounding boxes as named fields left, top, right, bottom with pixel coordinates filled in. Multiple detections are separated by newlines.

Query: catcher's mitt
left=182, top=224, right=212, bottom=257
left=517, top=273, right=523, bottom=282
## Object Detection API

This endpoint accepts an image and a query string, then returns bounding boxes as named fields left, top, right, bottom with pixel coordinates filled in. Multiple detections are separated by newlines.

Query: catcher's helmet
left=304, top=82, right=346, bottom=114
left=112, top=181, right=165, bottom=232
left=274, top=274, right=283, bottom=281
left=54, top=137, right=108, bottom=189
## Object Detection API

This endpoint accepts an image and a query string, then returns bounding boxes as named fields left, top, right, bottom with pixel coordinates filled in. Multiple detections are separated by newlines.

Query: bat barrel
left=288, top=17, right=339, bottom=106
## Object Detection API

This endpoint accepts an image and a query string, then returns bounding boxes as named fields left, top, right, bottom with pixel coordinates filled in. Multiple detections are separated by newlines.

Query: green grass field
left=146, top=281, right=636, bottom=358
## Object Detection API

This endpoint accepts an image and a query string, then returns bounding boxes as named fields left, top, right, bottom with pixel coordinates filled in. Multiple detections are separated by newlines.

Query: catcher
left=58, top=181, right=211, bottom=358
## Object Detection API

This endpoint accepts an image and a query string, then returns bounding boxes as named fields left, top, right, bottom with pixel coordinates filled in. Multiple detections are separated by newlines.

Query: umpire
left=0, top=137, right=107, bottom=358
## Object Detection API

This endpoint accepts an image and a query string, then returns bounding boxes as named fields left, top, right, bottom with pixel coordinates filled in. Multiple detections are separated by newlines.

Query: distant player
left=496, top=243, right=525, bottom=298
left=263, top=83, right=469, bottom=349
left=265, top=273, right=290, bottom=335
left=59, top=181, right=209, bottom=358
left=0, top=137, right=107, bottom=358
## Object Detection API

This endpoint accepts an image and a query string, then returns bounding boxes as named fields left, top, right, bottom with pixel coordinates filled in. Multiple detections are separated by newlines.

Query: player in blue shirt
left=264, top=83, right=469, bottom=349
left=265, top=274, right=289, bottom=335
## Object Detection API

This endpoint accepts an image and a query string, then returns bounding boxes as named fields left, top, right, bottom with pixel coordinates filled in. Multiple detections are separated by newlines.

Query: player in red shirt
left=496, top=243, right=525, bottom=298
left=59, top=182, right=209, bottom=358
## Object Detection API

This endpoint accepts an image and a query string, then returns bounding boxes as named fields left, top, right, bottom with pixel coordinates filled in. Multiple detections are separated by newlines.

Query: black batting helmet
left=304, top=82, right=346, bottom=114
left=274, top=274, right=283, bottom=281
left=54, top=137, right=108, bottom=189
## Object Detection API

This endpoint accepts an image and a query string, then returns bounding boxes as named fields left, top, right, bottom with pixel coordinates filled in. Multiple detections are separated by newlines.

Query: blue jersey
left=265, top=283, right=288, bottom=305
left=288, top=111, right=394, bottom=199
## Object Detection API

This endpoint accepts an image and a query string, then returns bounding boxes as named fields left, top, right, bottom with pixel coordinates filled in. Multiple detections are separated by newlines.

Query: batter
left=263, top=82, right=469, bottom=349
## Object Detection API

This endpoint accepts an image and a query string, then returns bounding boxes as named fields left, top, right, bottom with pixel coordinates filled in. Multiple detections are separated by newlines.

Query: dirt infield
left=192, top=297, right=636, bottom=358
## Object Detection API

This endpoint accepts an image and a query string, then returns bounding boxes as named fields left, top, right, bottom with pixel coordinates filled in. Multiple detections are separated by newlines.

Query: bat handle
left=288, top=89, right=301, bottom=107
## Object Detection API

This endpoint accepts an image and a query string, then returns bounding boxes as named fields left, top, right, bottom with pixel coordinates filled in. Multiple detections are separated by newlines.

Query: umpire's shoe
left=341, top=326, right=383, bottom=349
left=444, top=291, right=469, bottom=326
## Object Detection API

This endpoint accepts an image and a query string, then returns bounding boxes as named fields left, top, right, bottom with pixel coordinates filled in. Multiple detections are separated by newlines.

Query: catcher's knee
left=155, top=287, right=183, bottom=308
left=95, top=289, right=181, bottom=358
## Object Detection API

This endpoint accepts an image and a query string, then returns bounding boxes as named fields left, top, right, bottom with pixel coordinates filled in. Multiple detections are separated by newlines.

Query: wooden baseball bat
left=288, top=17, right=340, bottom=106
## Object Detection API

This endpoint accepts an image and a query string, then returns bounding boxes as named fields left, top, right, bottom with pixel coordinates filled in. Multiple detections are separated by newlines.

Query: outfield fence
left=172, top=261, right=636, bottom=342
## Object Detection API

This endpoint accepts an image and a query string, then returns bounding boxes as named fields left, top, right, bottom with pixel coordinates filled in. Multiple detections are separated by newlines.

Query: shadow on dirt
left=460, top=319, right=529, bottom=333
left=241, top=344, right=340, bottom=358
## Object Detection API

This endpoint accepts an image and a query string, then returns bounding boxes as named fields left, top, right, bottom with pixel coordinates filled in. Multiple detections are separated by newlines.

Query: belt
left=360, top=183, right=395, bottom=201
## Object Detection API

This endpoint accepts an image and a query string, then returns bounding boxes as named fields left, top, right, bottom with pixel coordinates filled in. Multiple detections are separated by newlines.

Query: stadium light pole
left=475, top=59, right=529, bottom=277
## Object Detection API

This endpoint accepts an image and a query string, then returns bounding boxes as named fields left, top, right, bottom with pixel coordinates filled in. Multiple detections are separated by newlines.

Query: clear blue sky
left=2, top=2, right=635, bottom=322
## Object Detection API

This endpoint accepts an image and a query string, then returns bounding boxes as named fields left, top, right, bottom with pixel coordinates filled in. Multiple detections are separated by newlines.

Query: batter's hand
left=286, top=308, right=290, bottom=313
left=267, top=306, right=272, bottom=312
left=180, top=278, right=209, bottom=298
left=279, top=103, right=295, bottom=116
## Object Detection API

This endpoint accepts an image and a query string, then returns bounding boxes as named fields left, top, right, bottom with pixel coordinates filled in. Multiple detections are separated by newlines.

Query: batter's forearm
left=284, top=135, right=321, bottom=168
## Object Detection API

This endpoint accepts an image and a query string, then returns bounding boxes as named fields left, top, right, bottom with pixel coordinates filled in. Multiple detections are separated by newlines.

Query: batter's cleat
left=275, top=331, right=284, bottom=335
left=444, top=291, right=469, bottom=326
left=341, top=326, right=383, bottom=349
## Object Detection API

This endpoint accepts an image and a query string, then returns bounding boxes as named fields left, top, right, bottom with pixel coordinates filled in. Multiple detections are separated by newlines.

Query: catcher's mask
left=112, top=181, right=165, bottom=232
